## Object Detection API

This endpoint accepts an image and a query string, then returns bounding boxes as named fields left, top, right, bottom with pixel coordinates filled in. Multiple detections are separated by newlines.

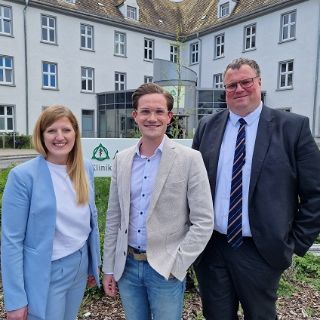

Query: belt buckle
left=128, top=247, right=147, bottom=261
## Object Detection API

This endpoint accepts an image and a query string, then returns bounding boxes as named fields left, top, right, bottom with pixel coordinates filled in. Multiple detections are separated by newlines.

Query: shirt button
left=138, top=230, right=141, bottom=233
left=142, top=194, right=145, bottom=197
left=147, top=159, right=150, bottom=162
left=144, top=176, right=147, bottom=179
left=138, top=246, right=141, bottom=249
left=140, top=211, right=143, bottom=215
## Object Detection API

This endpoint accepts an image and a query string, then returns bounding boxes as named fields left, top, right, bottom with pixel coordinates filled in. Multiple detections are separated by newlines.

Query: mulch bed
left=0, top=281, right=319, bottom=319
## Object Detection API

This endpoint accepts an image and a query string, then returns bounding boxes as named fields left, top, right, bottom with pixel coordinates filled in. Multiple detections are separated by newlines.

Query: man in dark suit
left=193, top=57, right=320, bottom=320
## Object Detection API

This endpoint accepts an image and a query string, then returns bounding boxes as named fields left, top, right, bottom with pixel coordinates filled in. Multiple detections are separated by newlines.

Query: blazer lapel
left=120, top=147, right=135, bottom=222
left=249, top=106, right=274, bottom=201
left=147, top=137, right=176, bottom=220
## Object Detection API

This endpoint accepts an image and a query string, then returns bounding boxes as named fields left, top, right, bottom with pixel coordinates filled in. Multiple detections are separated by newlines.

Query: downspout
left=312, top=2, right=320, bottom=137
left=195, top=32, right=202, bottom=128
left=23, top=0, right=29, bottom=134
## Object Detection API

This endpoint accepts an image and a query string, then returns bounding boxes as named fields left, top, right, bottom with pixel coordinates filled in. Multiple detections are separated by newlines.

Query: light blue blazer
left=1, top=156, right=101, bottom=319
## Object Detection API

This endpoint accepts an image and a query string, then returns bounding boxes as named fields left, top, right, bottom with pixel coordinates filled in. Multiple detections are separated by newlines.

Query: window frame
left=42, top=61, right=58, bottom=90
left=115, top=72, right=126, bottom=91
left=278, top=60, right=294, bottom=90
left=244, top=23, right=256, bottom=51
left=80, top=23, right=94, bottom=50
left=0, top=105, right=14, bottom=132
left=144, top=76, right=153, bottom=83
left=170, top=44, right=180, bottom=63
left=219, top=2, right=229, bottom=18
left=280, top=10, right=296, bottom=43
left=41, top=14, right=57, bottom=44
left=114, top=31, right=126, bottom=57
left=127, top=5, right=137, bottom=20
left=214, top=33, right=225, bottom=59
left=190, top=41, right=199, bottom=65
left=0, top=55, right=14, bottom=85
left=213, top=73, right=223, bottom=89
left=144, top=38, right=154, bottom=61
left=0, top=5, right=13, bottom=36
left=81, top=66, right=94, bottom=93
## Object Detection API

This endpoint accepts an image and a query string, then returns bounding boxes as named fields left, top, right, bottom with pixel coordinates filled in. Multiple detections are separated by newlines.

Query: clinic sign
left=81, top=138, right=192, bottom=177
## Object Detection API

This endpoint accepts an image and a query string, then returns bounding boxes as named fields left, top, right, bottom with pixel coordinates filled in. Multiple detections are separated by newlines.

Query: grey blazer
left=103, top=136, right=214, bottom=281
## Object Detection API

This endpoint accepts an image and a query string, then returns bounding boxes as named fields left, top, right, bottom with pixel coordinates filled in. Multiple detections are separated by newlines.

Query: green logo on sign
left=92, top=143, right=110, bottom=161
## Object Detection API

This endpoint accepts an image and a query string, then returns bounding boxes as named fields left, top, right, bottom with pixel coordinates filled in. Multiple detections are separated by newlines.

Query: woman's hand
left=87, top=275, right=97, bottom=288
left=7, top=306, right=27, bottom=320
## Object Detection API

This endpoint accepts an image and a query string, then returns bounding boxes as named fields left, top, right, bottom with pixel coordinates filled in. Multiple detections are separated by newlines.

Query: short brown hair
left=132, top=83, right=174, bottom=111
left=32, top=105, right=88, bottom=204
left=224, top=58, right=261, bottom=79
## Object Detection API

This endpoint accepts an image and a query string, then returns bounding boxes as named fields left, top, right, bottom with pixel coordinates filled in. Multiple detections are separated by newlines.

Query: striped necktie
left=227, top=118, right=246, bottom=248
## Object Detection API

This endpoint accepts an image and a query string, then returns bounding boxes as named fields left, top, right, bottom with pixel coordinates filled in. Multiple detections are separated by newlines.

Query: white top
left=214, top=103, right=262, bottom=236
left=47, top=161, right=91, bottom=261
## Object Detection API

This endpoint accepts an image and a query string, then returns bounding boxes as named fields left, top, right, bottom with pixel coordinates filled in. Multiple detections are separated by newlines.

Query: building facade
left=0, top=0, right=319, bottom=137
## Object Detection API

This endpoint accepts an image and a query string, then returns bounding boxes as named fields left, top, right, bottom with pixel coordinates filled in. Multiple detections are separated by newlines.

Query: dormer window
left=219, top=2, right=229, bottom=17
left=127, top=5, right=137, bottom=20
left=65, top=0, right=76, bottom=4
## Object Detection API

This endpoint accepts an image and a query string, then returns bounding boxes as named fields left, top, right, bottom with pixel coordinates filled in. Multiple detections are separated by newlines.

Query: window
left=114, top=31, right=126, bottom=56
left=41, top=15, right=56, bottom=43
left=219, top=2, right=229, bottom=17
left=80, top=24, right=94, bottom=50
left=0, top=5, right=12, bottom=35
left=0, top=55, right=13, bottom=85
left=214, top=34, right=224, bottom=58
left=144, top=76, right=153, bottom=83
left=115, top=72, right=126, bottom=91
left=0, top=105, right=14, bottom=132
left=170, top=45, right=179, bottom=63
left=244, top=24, right=256, bottom=51
left=127, top=6, right=137, bottom=20
left=144, top=38, right=154, bottom=61
left=190, top=42, right=199, bottom=64
left=213, top=73, right=223, bottom=89
left=278, top=60, right=294, bottom=89
left=81, top=67, right=94, bottom=92
left=280, top=11, right=296, bottom=42
left=82, top=110, right=94, bottom=137
left=42, top=62, right=57, bottom=89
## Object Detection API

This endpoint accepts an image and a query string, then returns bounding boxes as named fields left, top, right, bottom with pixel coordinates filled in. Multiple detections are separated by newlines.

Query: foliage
left=0, top=167, right=13, bottom=214
left=0, top=133, right=32, bottom=149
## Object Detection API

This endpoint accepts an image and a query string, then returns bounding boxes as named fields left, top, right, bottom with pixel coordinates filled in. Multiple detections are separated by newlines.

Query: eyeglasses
left=224, top=76, right=259, bottom=92
left=137, top=109, right=169, bottom=117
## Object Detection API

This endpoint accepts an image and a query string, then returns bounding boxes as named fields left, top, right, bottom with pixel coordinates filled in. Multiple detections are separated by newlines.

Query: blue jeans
left=117, top=255, right=186, bottom=320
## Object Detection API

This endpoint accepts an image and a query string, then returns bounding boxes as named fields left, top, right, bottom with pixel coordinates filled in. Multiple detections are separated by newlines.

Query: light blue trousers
left=117, top=255, right=186, bottom=320
left=44, top=243, right=88, bottom=320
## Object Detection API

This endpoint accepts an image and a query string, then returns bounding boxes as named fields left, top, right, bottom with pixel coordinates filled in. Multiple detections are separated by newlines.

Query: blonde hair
left=32, top=105, right=89, bottom=205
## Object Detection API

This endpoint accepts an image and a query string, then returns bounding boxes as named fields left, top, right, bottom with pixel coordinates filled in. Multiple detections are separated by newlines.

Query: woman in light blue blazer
left=1, top=105, right=101, bottom=320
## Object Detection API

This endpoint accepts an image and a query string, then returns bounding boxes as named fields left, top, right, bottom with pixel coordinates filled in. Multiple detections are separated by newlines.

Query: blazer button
left=125, top=229, right=127, bottom=234
left=124, top=251, right=126, bottom=256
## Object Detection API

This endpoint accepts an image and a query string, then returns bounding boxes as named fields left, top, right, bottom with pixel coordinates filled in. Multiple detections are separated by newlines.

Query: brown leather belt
left=128, top=246, right=147, bottom=261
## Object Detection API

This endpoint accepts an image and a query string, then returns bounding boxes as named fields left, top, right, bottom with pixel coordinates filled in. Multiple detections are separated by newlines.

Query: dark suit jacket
left=193, top=105, right=320, bottom=269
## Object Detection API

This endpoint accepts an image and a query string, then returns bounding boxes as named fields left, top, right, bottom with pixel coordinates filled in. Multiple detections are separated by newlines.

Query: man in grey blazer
left=102, top=83, right=213, bottom=320
left=193, top=58, right=320, bottom=319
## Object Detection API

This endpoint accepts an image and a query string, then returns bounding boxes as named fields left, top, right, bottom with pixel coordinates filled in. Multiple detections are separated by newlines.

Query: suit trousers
left=43, top=242, right=89, bottom=320
left=194, top=232, right=283, bottom=320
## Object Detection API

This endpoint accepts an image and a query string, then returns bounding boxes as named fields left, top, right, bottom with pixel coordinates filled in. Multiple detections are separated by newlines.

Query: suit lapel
left=147, top=137, right=176, bottom=220
left=205, top=110, right=229, bottom=196
left=249, top=106, right=274, bottom=200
